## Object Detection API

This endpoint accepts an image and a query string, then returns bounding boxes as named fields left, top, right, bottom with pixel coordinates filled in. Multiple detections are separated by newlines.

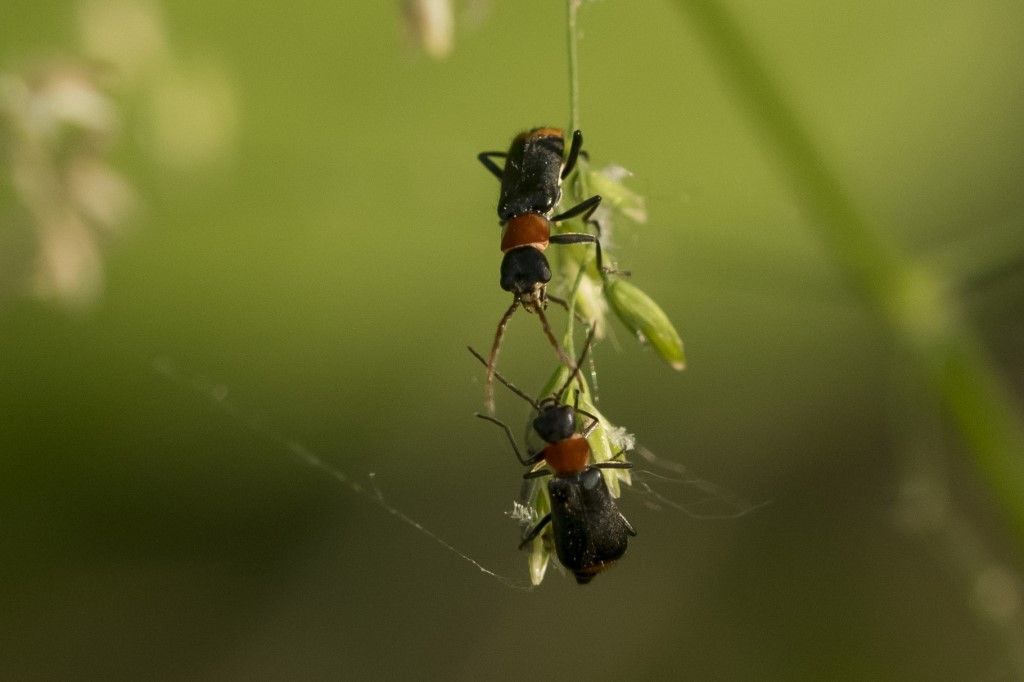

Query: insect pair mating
left=475, top=128, right=634, bottom=584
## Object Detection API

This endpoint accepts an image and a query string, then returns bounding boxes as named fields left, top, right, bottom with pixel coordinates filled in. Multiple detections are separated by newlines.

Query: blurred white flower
left=33, top=212, right=106, bottom=307
left=67, top=157, right=138, bottom=231
left=1, top=64, right=130, bottom=308
left=79, top=0, right=238, bottom=172
left=1, top=0, right=237, bottom=308
left=401, top=0, right=455, bottom=60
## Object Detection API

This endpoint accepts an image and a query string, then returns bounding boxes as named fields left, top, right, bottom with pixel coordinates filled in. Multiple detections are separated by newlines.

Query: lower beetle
left=469, top=330, right=635, bottom=584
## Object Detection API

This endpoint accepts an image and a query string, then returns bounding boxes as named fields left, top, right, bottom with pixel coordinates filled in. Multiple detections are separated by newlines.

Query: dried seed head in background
left=0, top=0, right=238, bottom=309
left=0, top=62, right=135, bottom=308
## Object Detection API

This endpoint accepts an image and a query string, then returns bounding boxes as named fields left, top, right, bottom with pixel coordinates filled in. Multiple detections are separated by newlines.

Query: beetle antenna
left=485, top=300, right=519, bottom=415
left=534, top=305, right=580, bottom=387
left=547, top=293, right=593, bottom=397
left=468, top=346, right=540, bottom=411
left=547, top=294, right=589, bottom=327
left=555, top=325, right=596, bottom=402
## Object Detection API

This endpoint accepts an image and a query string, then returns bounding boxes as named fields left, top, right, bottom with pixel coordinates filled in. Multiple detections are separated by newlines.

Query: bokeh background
left=3, top=0, right=1024, bottom=678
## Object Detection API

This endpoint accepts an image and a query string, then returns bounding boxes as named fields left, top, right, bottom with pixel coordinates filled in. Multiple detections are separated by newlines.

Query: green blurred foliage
left=2, top=1, right=1023, bottom=679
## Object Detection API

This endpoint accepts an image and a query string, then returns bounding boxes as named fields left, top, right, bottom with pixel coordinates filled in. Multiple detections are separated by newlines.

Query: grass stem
left=673, top=0, right=1024, bottom=550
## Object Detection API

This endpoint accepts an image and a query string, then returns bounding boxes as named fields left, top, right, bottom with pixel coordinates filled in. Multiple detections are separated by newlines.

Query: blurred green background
left=3, top=0, right=1024, bottom=678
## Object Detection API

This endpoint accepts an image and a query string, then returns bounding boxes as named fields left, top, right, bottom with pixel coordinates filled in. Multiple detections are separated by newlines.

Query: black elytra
left=496, top=131, right=565, bottom=220
left=547, top=468, right=634, bottom=585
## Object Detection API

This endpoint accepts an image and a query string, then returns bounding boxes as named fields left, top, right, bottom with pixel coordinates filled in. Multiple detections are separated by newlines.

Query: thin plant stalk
left=566, top=0, right=582, bottom=136
left=563, top=0, right=597, bottom=302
